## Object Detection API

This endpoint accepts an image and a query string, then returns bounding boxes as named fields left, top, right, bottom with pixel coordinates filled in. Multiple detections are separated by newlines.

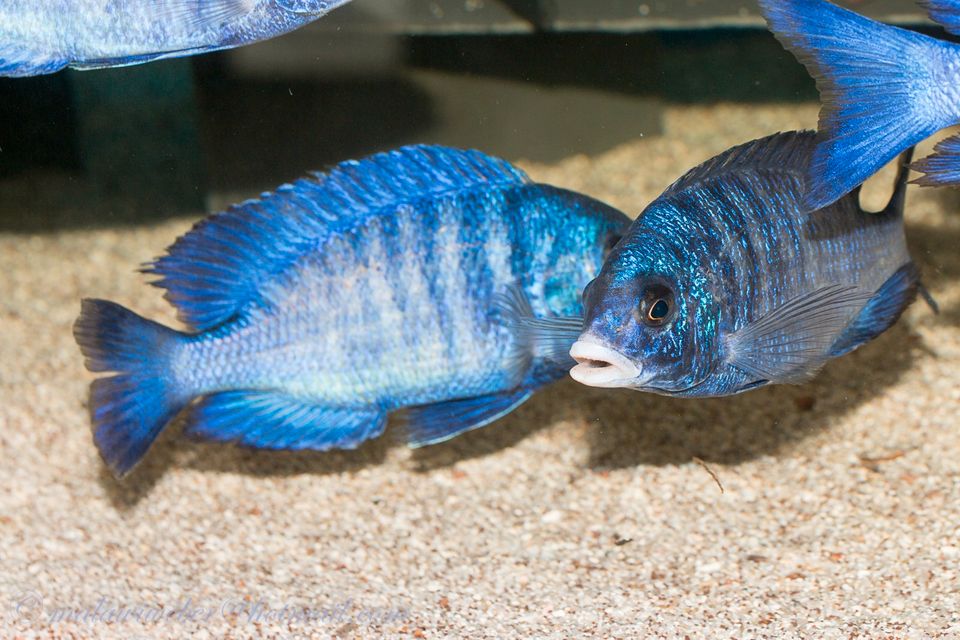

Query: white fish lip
left=569, top=339, right=642, bottom=388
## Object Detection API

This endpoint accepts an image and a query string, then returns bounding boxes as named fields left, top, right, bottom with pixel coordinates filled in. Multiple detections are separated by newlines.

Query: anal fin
left=185, top=390, right=386, bottom=451
left=829, top=263, right=920, bottom=357
left=405, top=389, right=533, bottom=447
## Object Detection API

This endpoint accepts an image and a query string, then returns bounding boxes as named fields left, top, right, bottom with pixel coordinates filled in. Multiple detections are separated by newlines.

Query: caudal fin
left=911, top=133, right=960, bottom=186
left=73, top=299, right=188, bottom=477
left=920, top=0, right=960, bottom=35
left=759, top=0, right=959, bottom=209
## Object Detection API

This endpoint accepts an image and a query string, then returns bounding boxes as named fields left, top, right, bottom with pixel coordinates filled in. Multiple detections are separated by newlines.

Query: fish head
left=570, top=230, right=717, bottom=393
left=274, top=0, right=343, bottom=15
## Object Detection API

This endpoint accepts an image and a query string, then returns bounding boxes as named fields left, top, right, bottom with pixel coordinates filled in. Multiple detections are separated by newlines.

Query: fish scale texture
left=177, top=183, right=622, bottom=410
left=582, top=131, right=913, bottom=397
left=3, top=103, right=960, bottom=638
left=0, top=0, right=351, bottom=76
left=71, top=145, right=630, bottom=475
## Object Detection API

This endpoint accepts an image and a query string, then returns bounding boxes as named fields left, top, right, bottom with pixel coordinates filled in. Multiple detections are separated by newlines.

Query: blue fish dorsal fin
left=725, top=284, right=873, bottom=384
left=145, top=145, right=531, bottom=331
left=660, top=131, right=816, bottom=199
left=311, top=145, right=530, bottom=216
left=404, top=389, right=534, bottom=447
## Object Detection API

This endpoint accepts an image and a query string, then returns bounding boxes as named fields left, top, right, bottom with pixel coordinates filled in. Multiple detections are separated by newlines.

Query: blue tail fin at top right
left=759, top=0, right=960, bottom=209
left=921, top=0, right=960, bottom=36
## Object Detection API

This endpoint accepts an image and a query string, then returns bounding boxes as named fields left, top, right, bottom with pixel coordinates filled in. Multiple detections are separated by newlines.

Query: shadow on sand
left=98, top=196, right=959, bottom=507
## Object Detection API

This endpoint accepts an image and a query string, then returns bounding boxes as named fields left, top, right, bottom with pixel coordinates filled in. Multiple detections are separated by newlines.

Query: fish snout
left=569, top=339, right=641, bottom=388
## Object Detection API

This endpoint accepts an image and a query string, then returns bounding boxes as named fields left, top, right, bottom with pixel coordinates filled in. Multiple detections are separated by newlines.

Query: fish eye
left=639, top=283, right=674, bottom=327
left=648, top=299, right=669, bottom=321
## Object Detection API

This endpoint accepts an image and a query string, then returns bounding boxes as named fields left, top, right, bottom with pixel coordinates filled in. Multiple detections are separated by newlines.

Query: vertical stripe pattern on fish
left=73, top=145, right=630, bottom=476
left=569, top=131, right=925, bottom=397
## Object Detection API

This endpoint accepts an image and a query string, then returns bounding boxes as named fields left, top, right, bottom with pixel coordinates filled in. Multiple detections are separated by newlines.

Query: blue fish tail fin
left=759, top=0, right=958, bottom=208
left=911, top=134, right=960, bottom=186
left=829, top=263, right=921, bottom=357
left=73, top=299, right=188, bottom=477
left=920, top=0, right=960, bottom=35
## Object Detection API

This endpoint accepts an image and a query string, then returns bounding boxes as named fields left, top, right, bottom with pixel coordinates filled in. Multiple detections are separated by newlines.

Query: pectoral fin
left=725, top=284, right=871, bottom=384
left=492, top=285, right=583, bottom=366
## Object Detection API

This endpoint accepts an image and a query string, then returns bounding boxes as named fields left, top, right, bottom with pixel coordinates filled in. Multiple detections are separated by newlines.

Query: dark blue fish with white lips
left=759, top=0, right=960, bottom=209
left=568, top=131, right=926, bottom=396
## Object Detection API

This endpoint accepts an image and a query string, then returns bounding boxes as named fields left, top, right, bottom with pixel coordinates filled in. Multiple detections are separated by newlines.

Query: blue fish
left=568, top=131, right=926, bottom=396
left=0, top=0, right=352, bottom=77
left=73, top=145, right=629, bottom=477
left=759, top=0, right=960, bottom=209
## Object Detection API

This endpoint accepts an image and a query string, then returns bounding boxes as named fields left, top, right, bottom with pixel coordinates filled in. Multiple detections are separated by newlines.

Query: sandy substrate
left=2, top=104, right=959, bottom=639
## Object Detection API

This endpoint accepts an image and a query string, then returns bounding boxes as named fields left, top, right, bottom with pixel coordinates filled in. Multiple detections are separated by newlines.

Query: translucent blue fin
left=69, top=48, right=220, bottom=71
left=829, top=263, right=920, bottom=357
left=0, top=42, right=69, bottom=77
left=759, top=0, right=957, bottom=209
left=185, top=391, right=386, bottom=451
left=73, top=299, right=187, bottom=477
left=912, top=134, right=960, bottom=187
left=725, top=284, right=872, bottom=384
left=920, top=0, right=960, bottom=35
left=405, top=389, right=533, bottom=447
left=493, top=284, right=583, bottom=365
left=145, top=145, right=530, bottom=331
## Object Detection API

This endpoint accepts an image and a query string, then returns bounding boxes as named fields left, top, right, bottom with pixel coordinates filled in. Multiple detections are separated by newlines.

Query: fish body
left=73, top=145, right=629, bottom=476
left=569, top=131, right=921, bottom=397
left=759, top=0, right=960, bottom=209
left=0, top=0, right=351, bottom=77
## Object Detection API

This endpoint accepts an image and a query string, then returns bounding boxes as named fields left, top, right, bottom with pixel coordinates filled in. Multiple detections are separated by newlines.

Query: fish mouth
left=569, top=339, right=642, bottom=388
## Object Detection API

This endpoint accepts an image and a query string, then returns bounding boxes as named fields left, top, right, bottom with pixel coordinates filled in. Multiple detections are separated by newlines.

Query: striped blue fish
left=0, top=0, right=352, bottom=77
left=569, top=131, right=930, bottom=396
left=74, top=145, right=630, bottom=477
